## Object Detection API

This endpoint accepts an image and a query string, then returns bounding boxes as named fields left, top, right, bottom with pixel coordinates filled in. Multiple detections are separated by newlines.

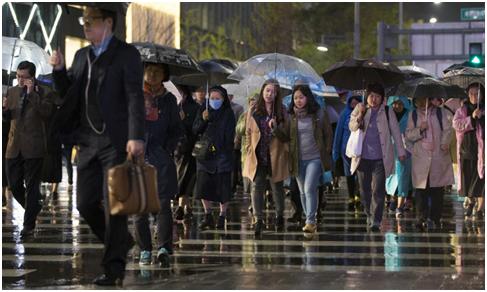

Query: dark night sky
left=403, top=2, right=485, bottom=23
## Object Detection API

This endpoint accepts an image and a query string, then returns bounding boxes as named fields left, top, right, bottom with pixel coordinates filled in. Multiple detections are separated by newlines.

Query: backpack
left=412, top=108, right=443, bottom=131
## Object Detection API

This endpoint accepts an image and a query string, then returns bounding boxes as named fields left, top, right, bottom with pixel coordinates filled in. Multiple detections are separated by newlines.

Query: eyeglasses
left=78, top=16, right=103, bottom=26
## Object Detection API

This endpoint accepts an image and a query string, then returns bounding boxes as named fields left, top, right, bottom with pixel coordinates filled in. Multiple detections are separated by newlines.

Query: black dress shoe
left=20, top=227, right=35, bottom=239
left=275, top=216, right=284, bottom=230
left=92, top=273, right=123, bottom=286
left=254, top=219, right=263, bottom=237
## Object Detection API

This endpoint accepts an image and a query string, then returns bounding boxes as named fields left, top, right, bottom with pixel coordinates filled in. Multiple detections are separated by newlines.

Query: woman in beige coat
left=242, top=79, right=290, bottom=237
left=349, top=83, right=406, bottom=232
left=405, top=96, right=454, bottom=230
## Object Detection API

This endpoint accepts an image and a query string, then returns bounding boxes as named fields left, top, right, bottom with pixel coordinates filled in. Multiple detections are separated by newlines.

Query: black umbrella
left=322, top=58, right=404, bottom=90
left=171, top=59, right=239, bottom=87
left=392, top=77, right=467, bottom=99
left=132, top=42, right=203, bottom=76
left=442, top=67, right=484, bottom=89
left=398, top=65, right=436, bottom=79
left=209, top=58, right=239, bottom=70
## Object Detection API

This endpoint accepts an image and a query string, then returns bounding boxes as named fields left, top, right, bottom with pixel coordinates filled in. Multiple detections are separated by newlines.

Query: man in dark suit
left=49, top=4, right=145, bottom=286
left=3, top=61, right=55, bottom=238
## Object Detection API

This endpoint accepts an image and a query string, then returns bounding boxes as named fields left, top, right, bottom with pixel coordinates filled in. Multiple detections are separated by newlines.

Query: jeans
left=250, top=165, right=284, bottom=220
left=356, top=159, right=386, bottom=227
left=296, top=159, right=322, bottom=224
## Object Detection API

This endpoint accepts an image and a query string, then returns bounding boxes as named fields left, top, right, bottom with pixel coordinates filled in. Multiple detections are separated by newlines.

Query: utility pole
left=399, top=2, right=404, bottom=52
left=354, top=3, right=360, bottom=59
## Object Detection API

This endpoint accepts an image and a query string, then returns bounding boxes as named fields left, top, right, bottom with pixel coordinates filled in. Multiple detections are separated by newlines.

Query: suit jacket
left=52, top=36, right=145, bottom=151
left=4, top=84, right=55, bottom=159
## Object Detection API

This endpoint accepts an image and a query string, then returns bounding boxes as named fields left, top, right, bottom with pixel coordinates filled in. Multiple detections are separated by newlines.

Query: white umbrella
left=2, top=37, right=52, bottom=77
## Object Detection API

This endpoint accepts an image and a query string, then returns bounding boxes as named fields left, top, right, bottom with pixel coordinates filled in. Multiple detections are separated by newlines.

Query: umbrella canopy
left=322, top=58, right=404, bottom=90
left=2, top=37, right=52, bottom=77
left=443, top=61, right=484, bottom=74
left=209, top=58, right=239, bottom=70
left=398, top=65, right=436, bottom=79
left=442, top=67, right=484, bottom=89
left=132, top=42, right=203, bottom=76
left=279, top=79, right=338, bottom=97
left=171, top=59, right=238, bottom=87
left=228, top=53, right=322, bottom=86
left=392, top=77, right=467, bottom=99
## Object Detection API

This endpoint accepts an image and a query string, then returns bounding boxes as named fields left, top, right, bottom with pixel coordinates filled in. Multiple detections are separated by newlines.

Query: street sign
left=461, top=8, right=485, bottom=21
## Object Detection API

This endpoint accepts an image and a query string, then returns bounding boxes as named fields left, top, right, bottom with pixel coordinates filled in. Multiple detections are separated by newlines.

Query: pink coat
left=452, top=105, right=485, bottom=195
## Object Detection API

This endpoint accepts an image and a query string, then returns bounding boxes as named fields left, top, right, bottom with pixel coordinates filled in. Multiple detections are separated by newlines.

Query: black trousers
left=62, top=143, right=74, bottom=184
left=76, top=133, right=130, bottom=278
left=415, top=180, right=444, bottom=223
left=6, top=154, right=43, bottom=229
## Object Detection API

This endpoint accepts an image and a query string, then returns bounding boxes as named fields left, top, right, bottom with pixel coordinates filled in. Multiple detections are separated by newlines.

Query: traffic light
left=469, top=43, right=484, bottom=67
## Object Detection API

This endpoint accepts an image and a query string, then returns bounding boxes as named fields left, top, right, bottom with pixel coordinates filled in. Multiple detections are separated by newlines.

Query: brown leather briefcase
left=108, top=154, right=160, bottom=215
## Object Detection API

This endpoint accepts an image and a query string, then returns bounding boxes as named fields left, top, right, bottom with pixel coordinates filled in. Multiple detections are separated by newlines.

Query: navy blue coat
left=145, top=91, right=183, bottom=199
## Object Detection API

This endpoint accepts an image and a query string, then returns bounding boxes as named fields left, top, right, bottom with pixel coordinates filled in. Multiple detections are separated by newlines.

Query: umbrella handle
left=477, top=83, right=481, bottom=110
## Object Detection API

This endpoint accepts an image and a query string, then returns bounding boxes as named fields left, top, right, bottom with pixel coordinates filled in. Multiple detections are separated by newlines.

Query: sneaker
left=157, top=247, right=170, bottom=268
left=216, top=215, right=226, bottom=230
left=302, top=223, right=317, bottom=233
left=139, top=250, right=152, bottom=265
left=174, top=206, right=184, bottom=221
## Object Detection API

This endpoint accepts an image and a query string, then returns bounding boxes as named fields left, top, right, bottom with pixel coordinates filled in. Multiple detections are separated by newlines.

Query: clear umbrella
left=228, top=53, right=322, bottom=85
left=2, top=36, right=52, bottom=77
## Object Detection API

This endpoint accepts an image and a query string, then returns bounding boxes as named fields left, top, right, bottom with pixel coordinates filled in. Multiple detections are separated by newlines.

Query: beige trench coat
left=349, top=104, right=406, bottom=178
left=405, top=107, right=454, bottom=189
left=242, top=108, right=290, bottom=183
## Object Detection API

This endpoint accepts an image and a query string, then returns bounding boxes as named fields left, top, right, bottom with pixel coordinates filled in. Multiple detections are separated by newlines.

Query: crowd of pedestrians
left=1, top=3, right=484, bottom=287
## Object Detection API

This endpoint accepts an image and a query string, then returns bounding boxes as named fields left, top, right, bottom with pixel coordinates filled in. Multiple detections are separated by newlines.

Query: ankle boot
left=254, top=219, right=264, bottom=237
left=199, top=213, right=214, bottom=230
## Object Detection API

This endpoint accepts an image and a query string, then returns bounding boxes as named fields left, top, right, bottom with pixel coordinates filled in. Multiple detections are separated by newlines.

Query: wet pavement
left=2, top=168, right=485, bottom=289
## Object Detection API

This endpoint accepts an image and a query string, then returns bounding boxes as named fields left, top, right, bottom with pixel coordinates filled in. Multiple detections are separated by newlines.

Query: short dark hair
left=17, top=61, right=36, bottom=77
left=144, top=62, right=170, bottom=82
left=366, top=83, right=385, bottom=101
left=288, top=84, right=320, bottom=115
left=99, top=8, right=117, bottom=32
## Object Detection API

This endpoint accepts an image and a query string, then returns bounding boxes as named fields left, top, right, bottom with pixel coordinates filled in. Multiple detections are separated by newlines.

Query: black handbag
left=192, top=135, right=216, bottom=160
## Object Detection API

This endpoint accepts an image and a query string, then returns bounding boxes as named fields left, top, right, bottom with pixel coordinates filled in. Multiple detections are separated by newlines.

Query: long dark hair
left=255, top=78, right=284, bottom=123
left=288, top=84, right=320, bottom=115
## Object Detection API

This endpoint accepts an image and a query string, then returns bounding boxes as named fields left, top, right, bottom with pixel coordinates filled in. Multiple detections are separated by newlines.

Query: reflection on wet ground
left=2, top=171, right=485, bottom=289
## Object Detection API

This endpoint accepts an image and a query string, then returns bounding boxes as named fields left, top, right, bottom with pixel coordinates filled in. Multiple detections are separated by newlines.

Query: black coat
left=175, top=97, right=201, bottom=156
left=52, top=36, right=145, bottom=152
left=192, top=104, right=235, bottom=174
